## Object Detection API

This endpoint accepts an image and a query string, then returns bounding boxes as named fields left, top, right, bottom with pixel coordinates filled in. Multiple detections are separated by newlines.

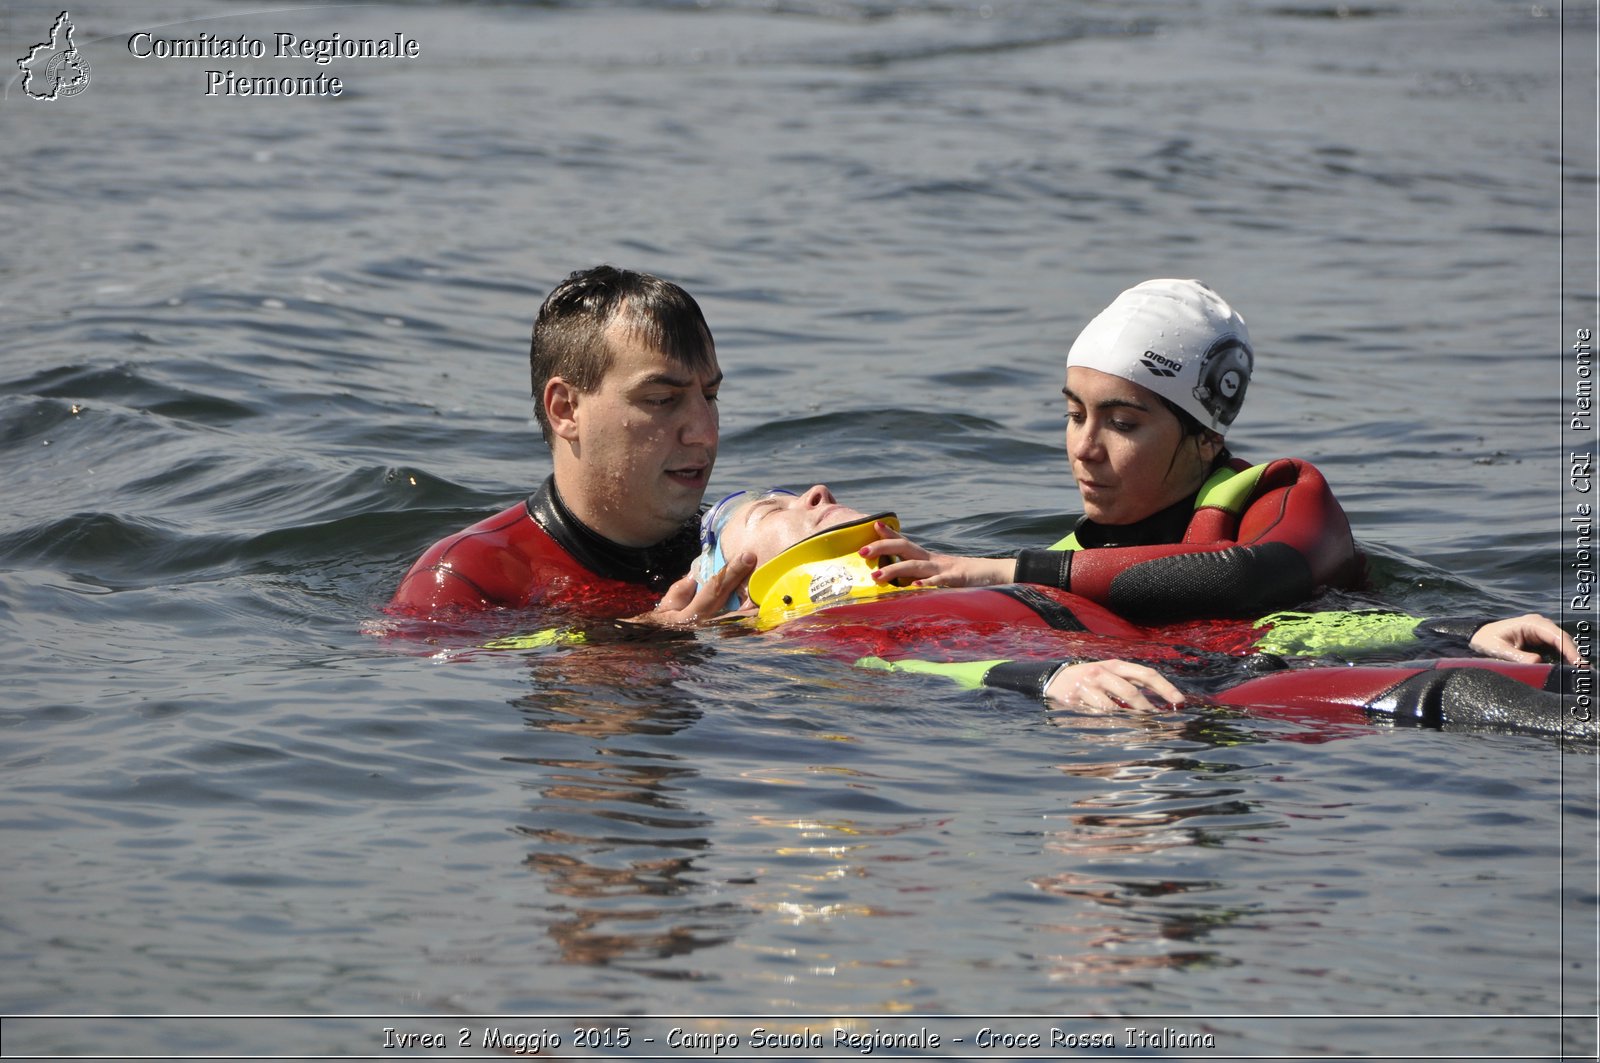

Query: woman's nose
left=1068, top=421, right=1101, bottom=461
left=802, top=484, right=835, bottom=506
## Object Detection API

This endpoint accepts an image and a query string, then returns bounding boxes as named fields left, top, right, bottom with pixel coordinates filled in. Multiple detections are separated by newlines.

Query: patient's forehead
left=720, top=494, right=812, bottom=565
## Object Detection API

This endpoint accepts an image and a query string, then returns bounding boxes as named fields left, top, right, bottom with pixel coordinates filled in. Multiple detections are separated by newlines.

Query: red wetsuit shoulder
left=1189, top=457, right=1365, bottom=590
left=387, top=499, right=662, bottom=619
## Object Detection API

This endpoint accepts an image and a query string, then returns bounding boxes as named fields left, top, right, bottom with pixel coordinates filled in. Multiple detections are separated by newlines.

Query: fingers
left=708, top=550, right=757, bottom=607
left=1469, top=618, right=1538, bottom=663
left=1471, top=614, right=1588, bottom=665
left=1531, top=616, right=1586, bottom=664
left=858, top=527, right=1013, bottom=589
left=872, top=554, right=1013, bottom=589
left=678, top=549, right=753, bottom=621
left=1137, top=664, right=1187, bottom=706
left=864, top=549, right=971, bottom=587
left=635, top=551, right=757, bottom=627
left=654, top=573, right=700, bottom=613
left=1053, top=663, right=1151, bottom=710
left=1479, top=644, right=1540, bottom=665
left=861, top=526, right=942, bottom=585
left=1101, top=662, right=1185, bottom=711
left=860, top=528, right=928, bottom=561
left=1560, top=632, right=1587, bottom=665
left=870, top=558, right=943, bottom=585
left=1045, top=660, right=1185, bottom=713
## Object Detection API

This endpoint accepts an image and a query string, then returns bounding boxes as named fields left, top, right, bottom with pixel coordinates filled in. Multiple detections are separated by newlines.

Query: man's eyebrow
left=1062, top=386, right=1149, bottom=412
left=637, top=370, right=724, bottom=389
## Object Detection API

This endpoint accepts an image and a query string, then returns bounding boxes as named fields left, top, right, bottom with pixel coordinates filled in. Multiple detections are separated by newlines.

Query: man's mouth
left=666, top=465, right=708, bottom=487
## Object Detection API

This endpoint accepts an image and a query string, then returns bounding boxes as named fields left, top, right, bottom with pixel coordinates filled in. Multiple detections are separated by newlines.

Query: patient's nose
left=801, top=484, right=834, bottom=507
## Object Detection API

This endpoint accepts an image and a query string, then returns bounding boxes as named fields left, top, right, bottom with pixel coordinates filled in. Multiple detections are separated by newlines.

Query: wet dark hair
left=1158, top=396, right=1231, bottom=473
left=529, top=265, right=717, bottom=444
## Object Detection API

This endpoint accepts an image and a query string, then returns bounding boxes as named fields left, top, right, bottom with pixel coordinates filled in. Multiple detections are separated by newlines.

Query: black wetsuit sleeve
left=1415, top=616, right=1490, bottom=647
left=1017, top=542, right=1317, bottom=622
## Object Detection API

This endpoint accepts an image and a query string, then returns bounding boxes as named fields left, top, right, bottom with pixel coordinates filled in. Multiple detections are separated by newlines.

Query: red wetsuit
left=389, top=476, right=699, bottom=619
left=764, top=584, right=1581, bottom=738
left=1013, top=457, right=1366, bottom=622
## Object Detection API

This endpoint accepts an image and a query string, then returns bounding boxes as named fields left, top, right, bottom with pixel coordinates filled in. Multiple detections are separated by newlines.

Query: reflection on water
left=498, top=638, right=1320, bottom=1000
left=1029, top=869, right=1242, bottom=984
left=1027, top=713, right=1265, bottom=984
left=505, top=642, right=749, bottom=973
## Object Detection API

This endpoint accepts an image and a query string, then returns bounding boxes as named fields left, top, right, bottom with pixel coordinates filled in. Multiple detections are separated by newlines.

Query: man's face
left=563, top=322, right=721, bottom=547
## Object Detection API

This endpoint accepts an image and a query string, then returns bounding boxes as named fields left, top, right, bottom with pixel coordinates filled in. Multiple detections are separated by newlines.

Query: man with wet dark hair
left=528, top=265, right=719, bottom=443
left=390, top=265, right=747, bottom=619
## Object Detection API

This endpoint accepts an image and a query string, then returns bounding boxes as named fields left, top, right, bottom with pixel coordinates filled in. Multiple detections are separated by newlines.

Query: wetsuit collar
left=1071, top=493, right=1197, bottom=550
left=527, top=475, right=700, bottom=593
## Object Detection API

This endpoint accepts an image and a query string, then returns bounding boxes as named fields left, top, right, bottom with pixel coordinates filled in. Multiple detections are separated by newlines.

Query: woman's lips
left=813, top=503, right=867, bottom=530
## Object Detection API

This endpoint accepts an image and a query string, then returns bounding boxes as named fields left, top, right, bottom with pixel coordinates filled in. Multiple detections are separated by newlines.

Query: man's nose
left=681, top=392, right=718, bottom=445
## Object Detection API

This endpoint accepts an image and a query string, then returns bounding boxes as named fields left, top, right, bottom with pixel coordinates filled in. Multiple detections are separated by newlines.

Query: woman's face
left=715, top=484, right=869, bottom=568
left=1063, top=366, right=1220, bottom=525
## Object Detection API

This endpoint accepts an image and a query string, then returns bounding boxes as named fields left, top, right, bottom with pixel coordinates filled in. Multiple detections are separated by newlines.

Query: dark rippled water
left=4, top=0, right=1597, bottom=1057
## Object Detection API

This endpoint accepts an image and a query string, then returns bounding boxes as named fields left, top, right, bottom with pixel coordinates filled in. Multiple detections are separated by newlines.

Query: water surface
left=2, top=0, right=1596, bottom=1057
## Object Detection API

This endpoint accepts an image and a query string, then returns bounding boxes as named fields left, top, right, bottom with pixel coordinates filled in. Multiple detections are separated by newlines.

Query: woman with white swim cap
left=867, top=279, right=1366, bottom=622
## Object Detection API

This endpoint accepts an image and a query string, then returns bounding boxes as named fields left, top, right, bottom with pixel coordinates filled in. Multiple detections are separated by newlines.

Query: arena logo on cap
left=16, top=11, right=91, bottom=100
left=1139, top=351, right=1183, bottom=378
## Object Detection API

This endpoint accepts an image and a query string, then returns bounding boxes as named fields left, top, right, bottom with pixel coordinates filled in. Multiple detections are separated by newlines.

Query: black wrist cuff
left=981, top=660, right=1061, bottom=699
left=1014, top=548, right=1071, bottom=590
left=1416, top=615, right=1494, bottom=643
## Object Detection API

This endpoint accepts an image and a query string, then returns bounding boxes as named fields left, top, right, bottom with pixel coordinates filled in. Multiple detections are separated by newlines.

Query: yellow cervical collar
left=747, top=512, right=909, bottom=628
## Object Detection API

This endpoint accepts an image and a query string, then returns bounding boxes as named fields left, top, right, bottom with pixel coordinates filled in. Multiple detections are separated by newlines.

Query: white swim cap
left=1067, top=278, right=1253, bottom=433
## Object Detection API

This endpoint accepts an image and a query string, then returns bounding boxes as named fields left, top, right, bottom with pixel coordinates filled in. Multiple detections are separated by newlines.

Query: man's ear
left=1196, top=431, right=1225, bottom=464
left=545, top=378, right=581, bottom=443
